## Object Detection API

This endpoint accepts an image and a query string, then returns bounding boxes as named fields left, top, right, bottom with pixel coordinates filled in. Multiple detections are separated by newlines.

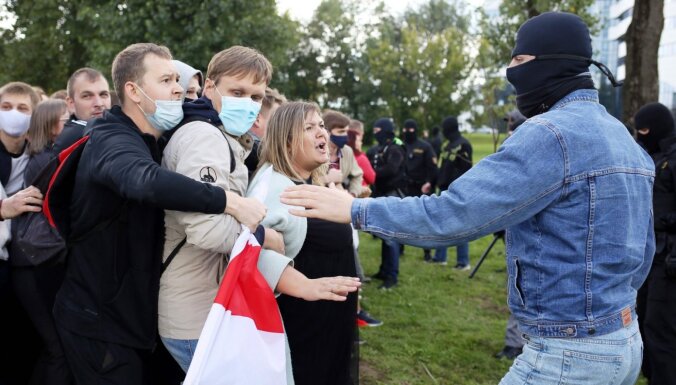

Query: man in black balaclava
left=280, top=13, right=653, bottom=384
left=426, top=125, right=442, bottom=157
left=429, top=116, right=473, bottom=268
left=369, top=118, right=406, bottom=289
left=401, top=118, right=437, bottom=261
left=507, top=12, right=622, bottom=118
left=636, top=102, right=676, bottom=156
left=634, top=102, right=676, bottom=385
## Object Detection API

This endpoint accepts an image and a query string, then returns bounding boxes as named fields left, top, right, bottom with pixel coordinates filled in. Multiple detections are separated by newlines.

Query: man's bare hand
left=280, top=184, right=354, bottom=224
left=263, top=227, right=285, bottom=255
left=1, top=186, right=43, bottom=220
left=225, top=191, right=266, bottom=231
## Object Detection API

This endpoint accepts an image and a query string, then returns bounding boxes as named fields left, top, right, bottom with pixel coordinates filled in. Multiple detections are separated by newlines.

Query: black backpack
left=10, top=135, right=90, bottom=266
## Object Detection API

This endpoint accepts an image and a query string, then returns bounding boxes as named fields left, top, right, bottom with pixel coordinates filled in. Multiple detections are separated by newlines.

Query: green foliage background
left=0, top=0, right=597, bottom=139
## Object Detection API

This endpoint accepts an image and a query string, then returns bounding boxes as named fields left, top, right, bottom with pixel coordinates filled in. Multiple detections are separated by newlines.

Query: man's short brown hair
left=206, top=46, right=273, bottom=87
left=112, top=43, right=172, bottom=104
left=0, top=81, right=40, bottom=109
left=67, top=68, right=106, bottom=99
left=262, top=87, right=286, bottom=113
left=322, top=110, right=351, bottom=132
left=349, top=119, right=364, bottom=135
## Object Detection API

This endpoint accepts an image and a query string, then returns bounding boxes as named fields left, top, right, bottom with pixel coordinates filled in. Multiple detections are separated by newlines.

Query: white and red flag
left=184, top=168, right=286, bottom=385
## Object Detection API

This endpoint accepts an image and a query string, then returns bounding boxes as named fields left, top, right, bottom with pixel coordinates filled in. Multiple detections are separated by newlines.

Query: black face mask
left=374, top=130, right=393, bottom=146
left=507, top=54, right=621, bottom=118
left=403, top=131, right=416, bottom=144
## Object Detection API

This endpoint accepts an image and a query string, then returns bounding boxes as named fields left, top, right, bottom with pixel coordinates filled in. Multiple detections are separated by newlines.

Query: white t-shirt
left=5, top=150, right=29, bottom=196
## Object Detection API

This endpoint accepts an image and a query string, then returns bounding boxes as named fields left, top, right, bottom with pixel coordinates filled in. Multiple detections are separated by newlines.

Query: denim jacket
left=352, top=90, right=655, bottom=338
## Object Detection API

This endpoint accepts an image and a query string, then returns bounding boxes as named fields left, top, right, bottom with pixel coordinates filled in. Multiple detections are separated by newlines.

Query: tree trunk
left=623, top=0, right=664, bottom=123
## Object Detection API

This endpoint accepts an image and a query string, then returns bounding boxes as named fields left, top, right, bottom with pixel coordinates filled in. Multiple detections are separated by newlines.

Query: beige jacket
left=338, top=146, right=364, bottom=196
left=158, top=121, right=292, bottom=340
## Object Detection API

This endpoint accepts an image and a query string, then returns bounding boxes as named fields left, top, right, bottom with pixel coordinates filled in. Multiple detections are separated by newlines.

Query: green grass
left=357, top=133, right=647, bottom=385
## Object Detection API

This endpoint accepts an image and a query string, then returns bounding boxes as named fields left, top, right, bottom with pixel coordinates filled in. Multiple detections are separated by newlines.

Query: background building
left=592, top=0, right=676, bottom=116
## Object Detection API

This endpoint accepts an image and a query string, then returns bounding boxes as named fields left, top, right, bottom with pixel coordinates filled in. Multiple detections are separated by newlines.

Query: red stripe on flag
left=214, top=241, right=284, bottom=334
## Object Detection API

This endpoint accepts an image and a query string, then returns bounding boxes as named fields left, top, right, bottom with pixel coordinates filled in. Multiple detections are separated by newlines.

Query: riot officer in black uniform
left=635, top=102, right=676, bottom=385
left=402, top=119, right=437, bottom=260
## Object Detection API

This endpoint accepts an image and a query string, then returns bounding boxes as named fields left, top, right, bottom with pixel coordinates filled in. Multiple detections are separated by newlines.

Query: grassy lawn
left=357, top=133, right=647, bottom=384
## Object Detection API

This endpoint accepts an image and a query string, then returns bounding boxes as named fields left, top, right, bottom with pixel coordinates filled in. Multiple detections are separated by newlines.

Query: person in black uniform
left=430, top=116, right=473, bottom=269
left=370, top=118, right=406, bottom=289
left=634, top=102, right=676, bottom=385
left=402, top=119, right=437, bottom=260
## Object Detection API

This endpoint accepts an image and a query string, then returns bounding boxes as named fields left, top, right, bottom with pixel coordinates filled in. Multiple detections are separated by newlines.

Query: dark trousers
left=639, top=260, right=676, bottom=385
left=12, top=265, right=73, bottom=385
left=0, top=260, right=42, bottom=385
left=57, top=325, right=148, bottom=385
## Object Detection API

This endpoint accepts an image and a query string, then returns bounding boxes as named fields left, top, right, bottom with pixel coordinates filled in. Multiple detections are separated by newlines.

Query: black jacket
left=404, top=138, right=437, bottom=190
left=371, top=141, right=406, bottom=197
left=52, top=115, right=88, bottom=155
left=53, top=106, right=226, bottom=349
left=435, top=136, right=472, bottom=191
left=0, top=139, right=27, bottom=188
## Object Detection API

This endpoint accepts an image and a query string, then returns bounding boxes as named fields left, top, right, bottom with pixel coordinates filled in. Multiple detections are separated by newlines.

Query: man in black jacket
left=53, top=68, right=112, bottom=154
left=402, top=119, right=437, bottom=260
left=369, top=118, right=406, bottom=289
left=430, top=116, right=473, bottom=269
left=634, top=102, right=676, bottom=385
left=52, top=43, right=266, bottom=385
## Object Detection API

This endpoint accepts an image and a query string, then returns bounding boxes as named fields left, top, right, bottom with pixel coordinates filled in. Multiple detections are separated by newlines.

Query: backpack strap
left=161, top=237, right=187, bottom=275
left=170, top=116, right=236, bottom=174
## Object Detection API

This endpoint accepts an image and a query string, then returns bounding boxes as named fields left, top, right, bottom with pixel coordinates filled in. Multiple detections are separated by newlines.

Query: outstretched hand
left=280, top=184, right=354, bottom=224
left=299, top=276, right=361, bottom=302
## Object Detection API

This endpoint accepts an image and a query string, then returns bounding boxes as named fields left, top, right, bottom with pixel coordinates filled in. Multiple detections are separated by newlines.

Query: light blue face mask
left=215, top=87, right=261, bottom=137
left=135, top=85, right=183, bottom=132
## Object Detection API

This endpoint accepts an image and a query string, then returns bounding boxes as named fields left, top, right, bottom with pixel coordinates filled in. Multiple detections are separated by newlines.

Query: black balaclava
left=374, top=118, right=395, bottom=146
left=403, top=119, right=418, bottom=144
left=441, top=116, right=460, bottom=141
left=506, top=12, right=621, bottom=118
left=635, top=102, right=676, bottom=155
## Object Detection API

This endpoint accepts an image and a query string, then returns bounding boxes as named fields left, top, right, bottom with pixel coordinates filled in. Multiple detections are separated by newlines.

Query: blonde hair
left=259, top=101, right=326, bottom=185
left=206, top=46, right=273, bottom=87
left=27, top=99, right=67, bottom=155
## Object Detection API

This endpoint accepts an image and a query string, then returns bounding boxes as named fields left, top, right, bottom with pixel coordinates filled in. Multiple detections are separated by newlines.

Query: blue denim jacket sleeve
left=351, top=122, right=566, bottom=248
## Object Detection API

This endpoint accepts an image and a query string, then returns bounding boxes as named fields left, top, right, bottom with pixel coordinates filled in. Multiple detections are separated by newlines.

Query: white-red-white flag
left=184, top=168, right=286, bottom=385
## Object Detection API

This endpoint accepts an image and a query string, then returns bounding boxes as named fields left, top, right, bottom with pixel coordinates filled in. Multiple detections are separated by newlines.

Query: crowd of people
left=0, top=10, right=673, bottom=385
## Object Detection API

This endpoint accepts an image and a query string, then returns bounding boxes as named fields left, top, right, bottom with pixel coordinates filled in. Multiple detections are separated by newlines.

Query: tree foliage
left=0, top=0, right=299, bottom=92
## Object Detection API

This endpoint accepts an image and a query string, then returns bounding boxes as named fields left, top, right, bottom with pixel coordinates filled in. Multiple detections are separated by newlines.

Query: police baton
left=469, top=233, right=502, bottom=279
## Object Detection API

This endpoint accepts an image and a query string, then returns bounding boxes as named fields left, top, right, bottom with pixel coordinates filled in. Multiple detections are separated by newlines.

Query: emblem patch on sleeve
left=200, top=167, right=217, bottom=183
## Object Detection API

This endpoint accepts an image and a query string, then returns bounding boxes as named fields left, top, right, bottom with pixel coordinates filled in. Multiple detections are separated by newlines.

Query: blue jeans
left=161, top=336, right=199, bottom=373
left=379, top=238, right=400, bottom=282
left=499, top=320, right=642, bottom=385
left=433, top=243, right=469, bottom=265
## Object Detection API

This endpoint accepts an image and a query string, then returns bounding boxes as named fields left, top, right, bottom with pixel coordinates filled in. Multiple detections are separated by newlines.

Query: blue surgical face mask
left=215, top=87, right=261, bottom=137
left=135, top=85, right=183, bottom=132
left=330, top=134, right=348, bottom=149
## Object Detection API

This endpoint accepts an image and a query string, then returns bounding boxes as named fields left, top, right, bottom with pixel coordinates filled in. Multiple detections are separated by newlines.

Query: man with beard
left=635, top=102, right=676, bottom=385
